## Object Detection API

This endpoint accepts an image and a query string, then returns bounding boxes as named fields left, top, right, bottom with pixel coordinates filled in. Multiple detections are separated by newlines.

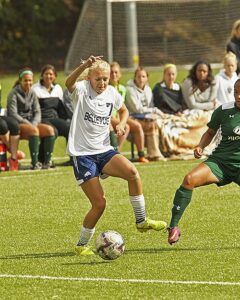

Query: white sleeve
left=70, top=81, right=85, bottom=103
left=114, top=91, right=124, bottom=111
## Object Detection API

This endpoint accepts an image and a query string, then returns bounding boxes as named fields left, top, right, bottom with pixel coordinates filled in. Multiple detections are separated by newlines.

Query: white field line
left=0, top=171, right=70, bottom=180
left=0, top=274, right=240, bottom=286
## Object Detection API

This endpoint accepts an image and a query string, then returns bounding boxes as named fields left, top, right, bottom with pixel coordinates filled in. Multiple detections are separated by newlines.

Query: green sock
left=170, top=186, right=193, bottom=227
left=29, top=136, right=40, bottom=166
left=43, top=136, right=55, bottom=164
left=110, top=130, right=118, bottom=151
left=138, top=150, right=145, bottom=158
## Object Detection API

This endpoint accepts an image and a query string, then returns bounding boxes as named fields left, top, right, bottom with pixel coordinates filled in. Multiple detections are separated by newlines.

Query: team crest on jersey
left=233, top=126, right=240, bottom=135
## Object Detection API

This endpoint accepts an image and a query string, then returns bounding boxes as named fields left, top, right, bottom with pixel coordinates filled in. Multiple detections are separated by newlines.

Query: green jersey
left=208, top=102, right=240, bottom=166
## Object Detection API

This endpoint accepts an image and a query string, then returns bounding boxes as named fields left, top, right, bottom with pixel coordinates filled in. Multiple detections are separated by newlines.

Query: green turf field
left=1, top=160, right=240, bottom=299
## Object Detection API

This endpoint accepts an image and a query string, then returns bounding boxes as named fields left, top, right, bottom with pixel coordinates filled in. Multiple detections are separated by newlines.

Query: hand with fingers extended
left=84, top=55, right=103, bottom=67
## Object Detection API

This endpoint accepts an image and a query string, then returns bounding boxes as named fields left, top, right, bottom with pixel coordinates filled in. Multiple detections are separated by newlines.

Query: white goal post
left=65, top=0, right=239, bottom=73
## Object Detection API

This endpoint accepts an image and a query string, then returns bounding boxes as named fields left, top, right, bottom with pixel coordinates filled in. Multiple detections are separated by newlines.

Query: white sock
left=129, top=194, right=146, bottom=224
left=77, top=226, right=95, bottom=246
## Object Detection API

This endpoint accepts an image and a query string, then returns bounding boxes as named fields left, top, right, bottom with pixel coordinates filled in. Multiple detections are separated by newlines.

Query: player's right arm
left=65, top=55, right=102, bottom=93
left=194, top=128, right=216, bottom=159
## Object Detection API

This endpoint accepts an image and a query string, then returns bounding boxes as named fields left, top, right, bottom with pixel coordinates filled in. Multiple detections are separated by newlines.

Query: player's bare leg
left=75, top=177, right=106, bottom=256
left=102, top=154, right=167, bottom=232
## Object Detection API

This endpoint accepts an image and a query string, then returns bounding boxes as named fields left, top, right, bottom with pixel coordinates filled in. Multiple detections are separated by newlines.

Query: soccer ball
left=95, top=230, right=125, bottom=260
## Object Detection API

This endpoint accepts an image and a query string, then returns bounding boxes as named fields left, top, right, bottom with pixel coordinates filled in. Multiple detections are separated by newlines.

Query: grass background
left=1, top=161, right=240, bottom=299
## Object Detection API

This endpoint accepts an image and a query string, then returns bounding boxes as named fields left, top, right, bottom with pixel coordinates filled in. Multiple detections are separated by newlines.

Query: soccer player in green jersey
left=168, top=78, right=240, bottom=245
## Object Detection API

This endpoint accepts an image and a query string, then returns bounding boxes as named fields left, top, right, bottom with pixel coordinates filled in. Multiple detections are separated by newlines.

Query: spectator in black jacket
left=33, top=64, right=71, bottom=164
left=153, top=64, right=185, bottom=115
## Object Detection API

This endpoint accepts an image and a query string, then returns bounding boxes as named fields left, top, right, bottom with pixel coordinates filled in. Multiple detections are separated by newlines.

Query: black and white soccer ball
left=95, top=230, right=125, bottom=260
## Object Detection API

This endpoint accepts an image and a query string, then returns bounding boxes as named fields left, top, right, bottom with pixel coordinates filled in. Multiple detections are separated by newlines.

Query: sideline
left=0, top=171, right=70, bottom=180
left=0, top=274, right=240, bottom=286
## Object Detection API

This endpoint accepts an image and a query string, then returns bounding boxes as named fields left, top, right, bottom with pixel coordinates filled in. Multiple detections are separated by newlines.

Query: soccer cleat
left=75, top=245, right=95, bottom=256
left=9, top=158, right=19, bottom=171
left=99, top=173, right=109, bottom=180
left=41, top=161, right=55, bottom=170
left=168, top=226, right=181, bottom=245
left=41, top=163, right=51, bottom=170
left=30, top=162, right=42, bottom=170
left=138, top=156, right=149, bottom=163
left=136, top=218, right=167, bottom=232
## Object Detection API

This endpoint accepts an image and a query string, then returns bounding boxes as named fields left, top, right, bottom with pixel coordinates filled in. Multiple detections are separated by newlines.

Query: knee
left=93, top=195, right=106, bottom=213
left=183, top=173, right=195, bottom=187
left=30, top=127, right=39, bottom=136
left=46, top=126, right=55, bottom=136
left=126, top=166, right=140, bottom=182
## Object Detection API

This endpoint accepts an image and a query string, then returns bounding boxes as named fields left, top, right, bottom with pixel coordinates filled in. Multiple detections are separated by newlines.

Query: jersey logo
left=233, top=126, right=240, bottom=135
left=84, top=171, right=91, bottom=177
left=229, top=115, right=234, bottom=118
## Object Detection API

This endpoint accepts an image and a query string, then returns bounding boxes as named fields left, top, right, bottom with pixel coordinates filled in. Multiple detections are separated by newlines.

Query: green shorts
left=204, top=157, right=240, bottom=186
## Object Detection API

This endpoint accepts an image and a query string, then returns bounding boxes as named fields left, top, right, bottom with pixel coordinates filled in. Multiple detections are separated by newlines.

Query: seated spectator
left=110, top=62, right=149, bottom=163
left=153, top=64, right=185, bottom=115
left=125, top=66, right=166, bottom=161
left=7, top=68, right=56, bottom=170
left=181, top=61, right=217, bottom=111
left=215, top=52, right=238, bottom=105
left=226, top=19, right=240, bottom=75
left=0, top=116, right=25, bottom=171
left=32, top=64, right=70, bottom=164
left=62, top=88, right=74, bottom=120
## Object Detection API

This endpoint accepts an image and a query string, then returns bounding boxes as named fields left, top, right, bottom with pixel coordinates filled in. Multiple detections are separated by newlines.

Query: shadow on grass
left=0, top=251, right=76, bottom=260
left=1, top=245, right=239, bottom=261
left=0, top=251, right=114, bottom=266
left=125, top=245, right=240, bottom=254
left=62, top=261, right=111, bottom=266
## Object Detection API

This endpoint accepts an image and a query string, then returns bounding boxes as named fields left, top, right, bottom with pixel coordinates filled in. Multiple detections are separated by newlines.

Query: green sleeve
left=207, top=106, right=222, bottom=131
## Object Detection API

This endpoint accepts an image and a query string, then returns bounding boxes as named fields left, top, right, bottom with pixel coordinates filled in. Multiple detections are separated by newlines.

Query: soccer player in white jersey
left=65, top=55, right=167, bottom=255
left=168, top=79, right=240, bottom=245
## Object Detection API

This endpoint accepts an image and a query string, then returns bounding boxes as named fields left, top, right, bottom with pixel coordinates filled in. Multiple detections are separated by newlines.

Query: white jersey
left=67, top=80, right=123, bottom=156
left=215, top=70, right=238, bottom=105
left=32, top=81, right=63, bottom=99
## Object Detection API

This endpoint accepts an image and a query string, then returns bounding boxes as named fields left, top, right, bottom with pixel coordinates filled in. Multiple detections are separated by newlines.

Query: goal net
left=65, top=0, right=240, bottom=73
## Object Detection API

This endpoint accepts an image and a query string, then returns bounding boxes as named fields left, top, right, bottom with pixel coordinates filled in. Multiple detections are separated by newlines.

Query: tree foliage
left=0, top=0, right=84, bottom=72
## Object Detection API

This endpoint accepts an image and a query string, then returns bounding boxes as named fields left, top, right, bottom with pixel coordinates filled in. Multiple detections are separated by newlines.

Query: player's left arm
left=115, top=103, right=129, bottom=136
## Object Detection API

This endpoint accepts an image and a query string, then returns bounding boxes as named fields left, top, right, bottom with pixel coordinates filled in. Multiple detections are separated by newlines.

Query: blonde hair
left=78, top=68, right=89, bottom=80
left=163, top=63, right=177, bottom=73
left=88, top=59, right=110, bottom=74
left=223, top=52, right=237, bottom=64
left=230, top=19, right=240, bottom=39
left=110, top=61, right=121, bottom=70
